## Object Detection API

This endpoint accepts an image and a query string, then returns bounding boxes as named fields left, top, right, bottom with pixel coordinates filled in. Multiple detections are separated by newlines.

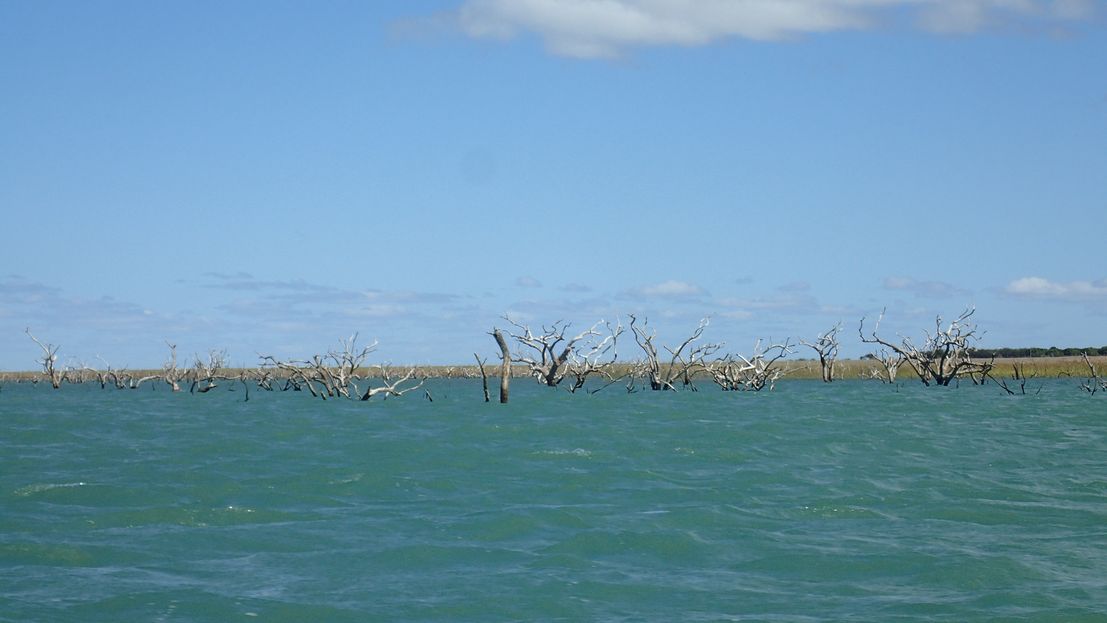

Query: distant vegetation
left=967, top=346, right=1107, bottom=358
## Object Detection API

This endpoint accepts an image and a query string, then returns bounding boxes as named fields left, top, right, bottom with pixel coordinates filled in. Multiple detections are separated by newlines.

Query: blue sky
left=1, top=0, right=1105, bottom=370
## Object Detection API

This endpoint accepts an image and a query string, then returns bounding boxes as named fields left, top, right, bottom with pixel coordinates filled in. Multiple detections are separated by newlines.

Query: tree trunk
left=493, top=329, right=511, bottom=404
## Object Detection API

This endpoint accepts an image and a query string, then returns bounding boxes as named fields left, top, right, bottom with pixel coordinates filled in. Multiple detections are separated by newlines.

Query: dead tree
left=190, top=349, right=228, bottom=393
left=565, top=320, right=624, bottom=393
left=629, top=316, right=721, bottom=391
left=162, top=342, right=184, bottom=391
left=259, top=334, right=378, bottom=400
left=1081, top=353, right=1106, bottom=395
left=255, top=366, right=275, bottom=391
left=707, top=339, right=793, bottom=391
left=492, top=328, right=511, bottom=403
left=66, top=360, right=91, bottom=384
left=503, top=316, right=604, bottom=387
left=866, top=349, right=906, bottom=384
left=994, top=362, right=1041, bottom=396
left=257, top=335, right=420, bottom=402
left=801, top=322, right=842, bottom=383
left=25, top=328, right=62, bottom=389
left=474, top=354, right=490, bottom=402
left=357, top=365, right=425, bottom=401
left=859, top=308, right=992, bottom=386
left=324, top=334, right=377, bottom=398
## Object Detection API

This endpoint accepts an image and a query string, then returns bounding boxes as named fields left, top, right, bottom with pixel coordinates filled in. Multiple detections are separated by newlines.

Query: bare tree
left=994, top=362, right=1041, bottom=396
left=502, top=316, right=604, bottom=387
left=629, top=316, right=721, bottom=391
left=190, top=349, right=228, bottom=393
left=707, top=339, right=793, bottom=391
left=162, top=342, right=185, bottom=391
left=257, top=335, right=422, bottom=402
left=254, top=365, right=275, bottom=391
left=866, top=349, right=906, bottom=384
left=357, top=364, right=425, bottom=400
left=474, top=354, right=490, bottom=402
left=25, top=328, right=62, bottom=389
left=565, top=320, right=624, bottom=393
left=1080, top=353, right=1106, bottom=395
left=260, top=334, right=378, bottom=400
left=801, top=322, right=842, bottom=383
left=859, top=308, right=992, bottom=386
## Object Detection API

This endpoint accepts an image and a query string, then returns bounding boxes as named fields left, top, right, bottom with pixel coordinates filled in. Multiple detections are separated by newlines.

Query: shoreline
left=2, top=356, right=1104, bottom=383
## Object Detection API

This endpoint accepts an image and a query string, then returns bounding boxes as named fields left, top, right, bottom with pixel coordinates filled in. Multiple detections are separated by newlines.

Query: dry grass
left=4, top=357, right=1104, bottom=384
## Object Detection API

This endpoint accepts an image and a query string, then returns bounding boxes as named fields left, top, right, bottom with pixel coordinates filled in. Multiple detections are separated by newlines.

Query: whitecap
left=14, top=482, right=87, bottom=496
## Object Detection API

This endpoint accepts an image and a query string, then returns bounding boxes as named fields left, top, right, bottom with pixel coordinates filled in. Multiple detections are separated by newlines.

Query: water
left=2, top=380, right=1106, bottom=621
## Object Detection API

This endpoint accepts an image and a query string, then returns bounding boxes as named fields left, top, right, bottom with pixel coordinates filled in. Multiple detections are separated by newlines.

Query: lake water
left=2, top=379, right=1106, bottom=621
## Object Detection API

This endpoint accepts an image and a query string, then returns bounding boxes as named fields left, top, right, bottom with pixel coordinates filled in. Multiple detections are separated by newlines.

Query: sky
left=1, top=0, right=1105, bottom=370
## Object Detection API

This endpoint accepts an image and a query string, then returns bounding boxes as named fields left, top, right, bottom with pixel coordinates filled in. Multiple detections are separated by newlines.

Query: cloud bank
left=882, top=276, right=970, bottom=299
left=624, top=279, right=707, bottom=299
left=452, top=0, right=1097, bottom=57
left=1005, top=276, right=1107, bottom=301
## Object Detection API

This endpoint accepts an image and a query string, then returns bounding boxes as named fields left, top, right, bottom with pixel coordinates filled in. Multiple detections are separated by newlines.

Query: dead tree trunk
left=859, top=308, right=991, bottom=387
left=25, top=328, right=62, bottom=389
left=163, top=342, right=183, bottom=392
left=867, top=349, right=905, bottom=384
left=492, top=329, right=511, bottom=403
left=1081, top=353, right=1106, bottom=394
left=801, top=322, right=841, bottom=383
left=474, top=353, right=490, bottom=402
left=707, top=339, right=793, bottom=391
left=629, top=316, right=720, bottom=391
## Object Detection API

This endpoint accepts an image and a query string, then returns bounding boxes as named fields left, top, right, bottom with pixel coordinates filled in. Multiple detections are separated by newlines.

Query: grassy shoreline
left=2, top=357, right=1104, bottom=383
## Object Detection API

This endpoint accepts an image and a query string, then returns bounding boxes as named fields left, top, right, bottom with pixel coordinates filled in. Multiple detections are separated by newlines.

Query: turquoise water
left=2, top=380, right=1106, bottom=621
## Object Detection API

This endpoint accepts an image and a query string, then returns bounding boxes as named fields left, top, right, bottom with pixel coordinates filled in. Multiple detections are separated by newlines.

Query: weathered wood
left=859, top=308, right=992, bottom=386
left=474, top=353, right=490, bottom=402
left=801, top=322, right=842, bottom=383
left=493, top=329, right=511, bottom=403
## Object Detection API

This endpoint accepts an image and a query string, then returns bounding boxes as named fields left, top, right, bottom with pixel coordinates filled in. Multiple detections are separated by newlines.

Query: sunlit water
left=2, top=379, right=1106, bottom=621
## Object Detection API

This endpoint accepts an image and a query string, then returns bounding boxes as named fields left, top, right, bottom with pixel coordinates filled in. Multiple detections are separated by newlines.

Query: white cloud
left=1005, top=276, right=1107, bottom=301
left=882, top=276, right=969, bottom=298
left=450, top=0, right=1097, bottom=57
left=515, top=275, right=543, bottom=288
left=720, top=292, right=819, bottom=314
left=627, top=279, right=706, bottom=299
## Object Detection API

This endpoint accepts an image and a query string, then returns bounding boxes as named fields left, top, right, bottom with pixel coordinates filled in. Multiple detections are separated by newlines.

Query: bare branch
left=630, top=316, right=720, bottom=391
left=859, top=308, right=990, bottom=386
left=707, top=339, right=794, bottom=391
left=25, top=328, right=62, bottom=389
left=502, top=315, right=601, bottom=387
left=800, top=322, right=842, bottom=383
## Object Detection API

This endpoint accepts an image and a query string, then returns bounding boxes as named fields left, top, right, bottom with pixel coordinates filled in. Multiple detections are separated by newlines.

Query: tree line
left=966, top=346, right=1107, bottom=358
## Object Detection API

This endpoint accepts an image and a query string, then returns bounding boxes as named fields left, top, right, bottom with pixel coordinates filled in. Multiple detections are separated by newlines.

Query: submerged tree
left=190, top=349, right=228, bottom=393
left=859, top=308, right=993, bottom=386
left=801, top=322, right=842, bottom=383
left=629, top=316, right=721, bottom=391
left=707, top=339, right=793, bottom=391
left=25, top=328, right=62, bottom=389
left=502, top=316, right=603, bottom=387
left=993, top=362, right=1041, bottom=396
left=491, top=328, right=511, bottom=403
left=865, top=349, right=906, bottom=384
left=1080, top=352, right=1106, bottom=395
left=565, top=319, right=624, bottom=393
left=259, top=334, right=423, bottom=401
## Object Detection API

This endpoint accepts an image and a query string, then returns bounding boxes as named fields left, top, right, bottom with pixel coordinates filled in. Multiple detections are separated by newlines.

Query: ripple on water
left=1, top=380, right=1106, bottom=621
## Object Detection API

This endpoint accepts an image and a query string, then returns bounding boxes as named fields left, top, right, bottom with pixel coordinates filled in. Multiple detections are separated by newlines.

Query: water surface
left=2, top=380, right=1105, bottom=621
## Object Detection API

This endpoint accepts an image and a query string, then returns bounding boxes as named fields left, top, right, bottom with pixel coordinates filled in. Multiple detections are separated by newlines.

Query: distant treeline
left=966, top=347, right=1107, bottom=358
